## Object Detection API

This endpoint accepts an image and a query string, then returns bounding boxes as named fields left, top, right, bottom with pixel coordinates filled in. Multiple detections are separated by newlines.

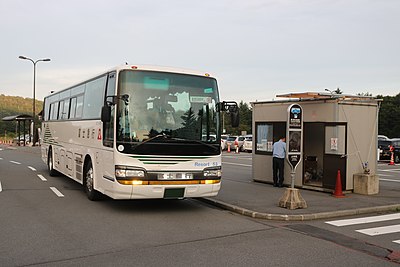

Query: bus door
left=99, top=72, right=117, bottom=188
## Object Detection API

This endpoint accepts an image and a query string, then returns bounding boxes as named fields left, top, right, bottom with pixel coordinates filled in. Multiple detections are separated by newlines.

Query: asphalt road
left=0, top=146, right=397, bottom=266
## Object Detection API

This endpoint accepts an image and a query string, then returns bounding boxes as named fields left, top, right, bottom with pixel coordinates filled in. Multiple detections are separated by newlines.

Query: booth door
left=322, top=124, right=347, bottom=190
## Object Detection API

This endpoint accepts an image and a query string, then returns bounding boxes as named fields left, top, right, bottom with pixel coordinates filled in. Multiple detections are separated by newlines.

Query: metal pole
left=32, top=61, right=36, bottom=144
left=18, top=56, right=51, bottom=146
left=290, top=170, right=295, bottom=189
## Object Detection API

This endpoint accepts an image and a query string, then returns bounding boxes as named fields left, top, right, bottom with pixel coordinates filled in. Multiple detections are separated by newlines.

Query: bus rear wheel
left=83, top=160, right=102, bottom=201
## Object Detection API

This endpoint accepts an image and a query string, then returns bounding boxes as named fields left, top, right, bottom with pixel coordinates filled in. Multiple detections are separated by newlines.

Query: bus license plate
left=164, top=188, right=185, bottom=199
left=158, top=173, right=193, bottom=180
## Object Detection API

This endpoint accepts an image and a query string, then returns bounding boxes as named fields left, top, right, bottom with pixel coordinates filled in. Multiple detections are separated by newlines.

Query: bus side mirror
left=231, top=110, right=239, bottom=128
left=218, top=101, right=240, bottom=128
left=101, top=105, right=111, bottom=123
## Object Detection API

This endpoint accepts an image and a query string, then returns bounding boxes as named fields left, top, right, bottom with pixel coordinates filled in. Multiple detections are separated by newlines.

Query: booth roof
left=276, top=92, right=376, bottom=100
left=251, top=92, right=380, bottom=105
left=2, top=114, right=33, bottom=121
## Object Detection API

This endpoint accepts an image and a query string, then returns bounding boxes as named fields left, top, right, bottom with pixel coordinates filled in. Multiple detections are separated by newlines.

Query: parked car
left=226, top=135, right=245, bottom=151
left=221, top=134, right=228, bottom=150
left=242, top=135, right=253, bottom=152
left=391, top=138, right=400, bottom=163
left=378, top=139, right=392, bottom=160
left=378, top=135, right=389, bottom=140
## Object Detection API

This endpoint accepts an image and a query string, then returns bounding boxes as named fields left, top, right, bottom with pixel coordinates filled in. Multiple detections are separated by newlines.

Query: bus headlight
left=203, top=167, right=222, bottom=179
left=115, top=167, right=145, bottom=179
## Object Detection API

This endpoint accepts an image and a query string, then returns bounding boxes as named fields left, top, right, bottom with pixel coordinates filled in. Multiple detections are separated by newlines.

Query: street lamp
left=19, top=55, right=51, bottom=145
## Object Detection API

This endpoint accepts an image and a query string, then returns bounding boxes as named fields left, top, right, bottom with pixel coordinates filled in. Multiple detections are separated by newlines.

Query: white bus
left=41, top=65, right=238, bottom=200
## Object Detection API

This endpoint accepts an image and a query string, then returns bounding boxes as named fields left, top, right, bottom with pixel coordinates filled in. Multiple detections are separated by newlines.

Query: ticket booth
left=252, top=92, right=380, bottom=192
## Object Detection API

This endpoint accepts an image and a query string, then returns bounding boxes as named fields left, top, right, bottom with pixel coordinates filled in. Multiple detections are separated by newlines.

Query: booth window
left=255, top=122, right=286, bottom=154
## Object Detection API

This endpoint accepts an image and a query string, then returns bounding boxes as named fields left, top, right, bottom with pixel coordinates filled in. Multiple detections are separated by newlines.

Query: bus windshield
left=116, top=70, right=221, bottom=155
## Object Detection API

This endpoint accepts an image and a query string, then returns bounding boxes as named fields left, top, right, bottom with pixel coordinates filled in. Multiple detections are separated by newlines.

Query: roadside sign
left=287, top=104, right=303, bottom=170
left=286, top=104, right=303, bottom=188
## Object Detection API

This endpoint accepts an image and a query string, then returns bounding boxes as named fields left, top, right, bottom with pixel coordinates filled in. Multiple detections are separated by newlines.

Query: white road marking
left=37, top=175, right=47, bottom=181
left=380, top=178, right=400, bottom=183
left=0, top=181, right=2, bottom=192
left=326, top=213, right=400, bottom=227
left=28, top=166, right=37, bottom=171
left=0, top=157, right=3, bottom=160
left=380, top=169, right=400, bottom=173
left=356, top=224, right=400, bottom=236
left=50, top=187, right=64, bottom=197
left=9, top=161, right=21, bottom=165
left=222, top=162, right=252, bottom=167
left=377, top=173, right=391, bottom=177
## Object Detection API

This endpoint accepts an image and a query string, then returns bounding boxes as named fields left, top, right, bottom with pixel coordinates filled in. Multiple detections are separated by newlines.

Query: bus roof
left=114, top=64, right=215, bottom=78
left=45, top=64, right=216, bottom=99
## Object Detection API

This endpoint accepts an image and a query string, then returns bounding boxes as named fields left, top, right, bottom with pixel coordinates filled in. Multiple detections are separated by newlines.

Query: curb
left=200, top=197, right=400, bottom=221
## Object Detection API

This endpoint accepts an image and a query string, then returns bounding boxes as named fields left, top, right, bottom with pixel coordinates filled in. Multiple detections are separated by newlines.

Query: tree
left=223, top=101, right=252, bottom=135
left=0, top=95, right=43, bottom=139
left=357, top=92, right=373, bottom=96
left=378, top=93, right=400, bottom=138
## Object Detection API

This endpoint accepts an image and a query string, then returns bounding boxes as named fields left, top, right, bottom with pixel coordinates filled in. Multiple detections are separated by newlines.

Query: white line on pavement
left=9, top=161, right=21, bottom=165
left=380, top=169, right=400, bottom=173
left=28, top=166, right=37, bottom=171
left=0, top=181, right=2, bottom=192
left=37, top=175, right=47, bottom=181
left=222, top=162, right=252, bottom=167
left=50, top=187, right=64, bottom=197
left=0, top=157, right=3, bottom=160
left=356, top=224, right=400, bottom=236
left=326, top=213, right=400, bottom=227
left=377, top=174, right=391, bottom=177
left=380, top=178, right=400, bottom=183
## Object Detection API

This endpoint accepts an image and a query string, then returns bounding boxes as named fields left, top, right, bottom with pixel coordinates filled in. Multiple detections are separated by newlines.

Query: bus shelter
left=2, top=114, right=33, bottom=146
left=251, top=92, right=380, bottom=194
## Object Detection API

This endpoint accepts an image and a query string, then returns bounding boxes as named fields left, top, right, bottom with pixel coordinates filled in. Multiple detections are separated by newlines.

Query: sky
left=0, top=0, right=399, bottom=104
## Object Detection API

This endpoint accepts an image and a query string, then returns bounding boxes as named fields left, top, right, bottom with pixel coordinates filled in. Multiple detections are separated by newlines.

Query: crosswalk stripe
left=356, top=224, right=400, bottom=236
left=326, top=213, right=400, bottom=227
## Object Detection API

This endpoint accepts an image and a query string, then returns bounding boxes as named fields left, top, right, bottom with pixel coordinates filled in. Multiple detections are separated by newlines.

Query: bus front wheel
left=47, top=148, right=58, bottom=177
left=83, top=160, right=102, bottom=201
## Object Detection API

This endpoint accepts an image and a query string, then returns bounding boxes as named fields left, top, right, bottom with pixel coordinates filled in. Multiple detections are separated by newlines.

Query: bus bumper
left=107, top=183, right=221, bottom=200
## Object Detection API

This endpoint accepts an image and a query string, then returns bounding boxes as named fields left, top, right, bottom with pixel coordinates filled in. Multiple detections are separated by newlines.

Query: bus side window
left=48, top=103, right=53, bottom=121
left=70, top=97, right=77, bottom=119
left=51, top=102, right=59, bottom=120
left=76, top=95, right=84, bottom=118
left=59, top=101, right=64, bottom=120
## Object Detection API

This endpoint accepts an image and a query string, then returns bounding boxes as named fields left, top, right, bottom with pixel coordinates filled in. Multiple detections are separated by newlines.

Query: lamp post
left=19, top=56, right=51, bottom=145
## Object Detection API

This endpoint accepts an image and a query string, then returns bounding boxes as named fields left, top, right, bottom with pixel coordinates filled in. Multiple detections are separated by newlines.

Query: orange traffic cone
left=227, top=144, right=231, bottom=153
left=389, top=152, right=395, bottom=165
left=333, top=169, right=345, bottom=198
